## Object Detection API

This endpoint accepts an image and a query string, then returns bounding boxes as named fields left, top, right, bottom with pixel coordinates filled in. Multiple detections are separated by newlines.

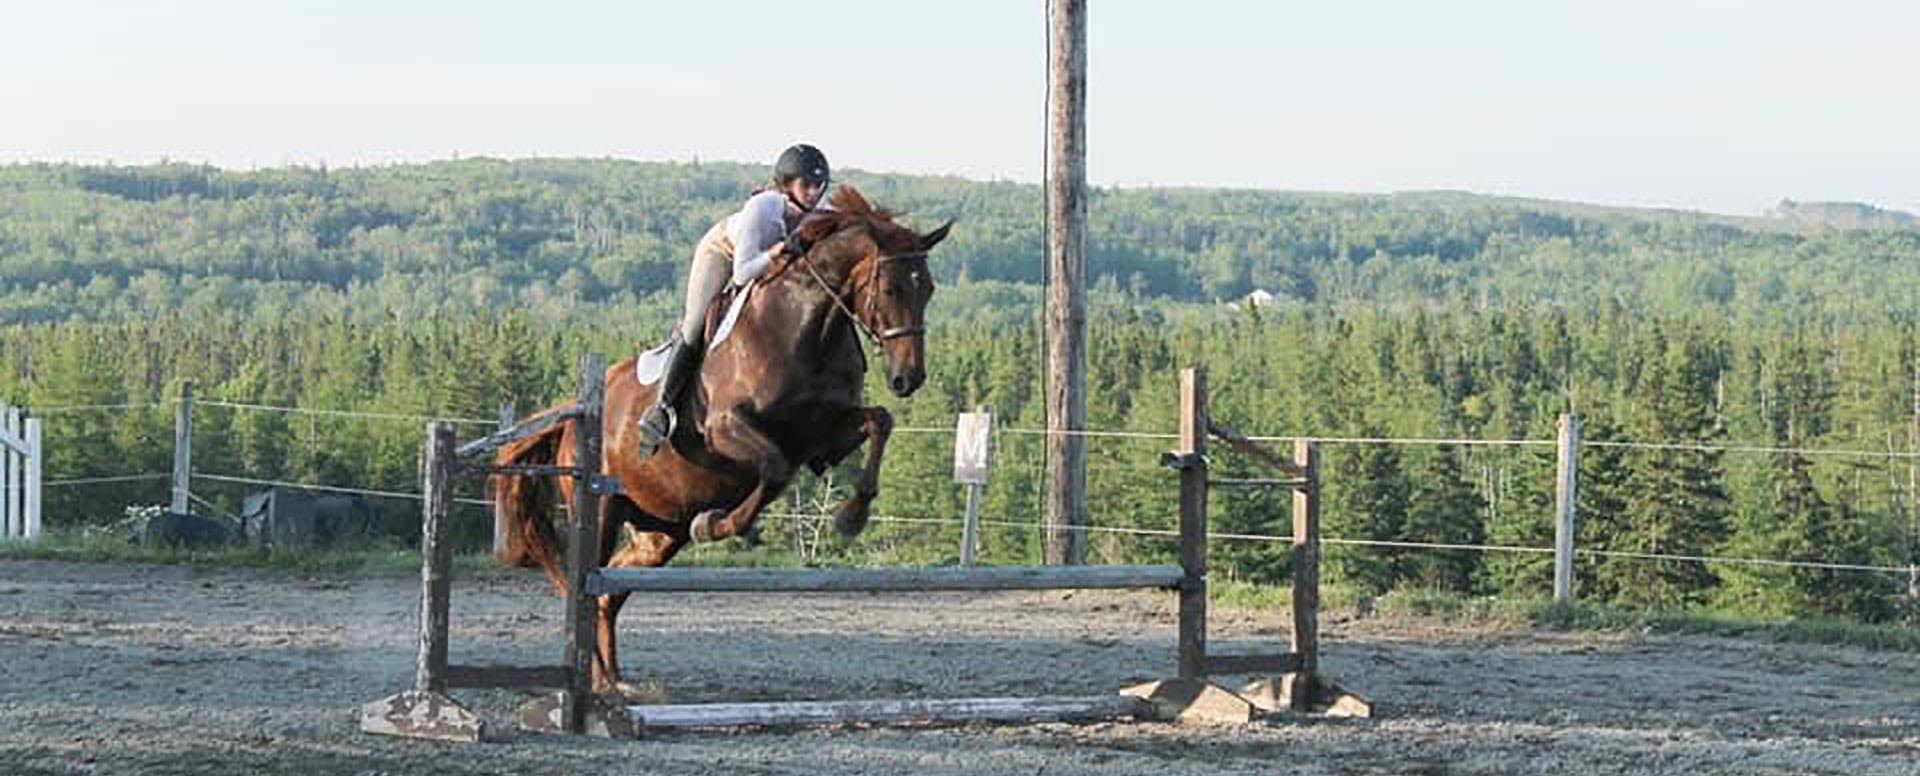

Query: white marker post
left=953, top=408, right=993, bottom=566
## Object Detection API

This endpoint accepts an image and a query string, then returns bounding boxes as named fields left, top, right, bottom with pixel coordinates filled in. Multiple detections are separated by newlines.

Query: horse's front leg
left=689, top=407, right=792, bottom=543
left=830, top=406, right=892, bottom=537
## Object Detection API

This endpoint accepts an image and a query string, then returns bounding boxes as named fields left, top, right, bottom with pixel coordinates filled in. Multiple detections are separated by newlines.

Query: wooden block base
left=1120, top=679, right=1258, bottom=725
left=1241, top=673, right=1373, bottom=718
left=517, top=692, right=637, bottom=738
left=360, top=690, right=484, bottom=743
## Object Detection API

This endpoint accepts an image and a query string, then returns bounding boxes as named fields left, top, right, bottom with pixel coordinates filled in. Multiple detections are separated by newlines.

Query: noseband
left=797, top=250, right=928, bottom=345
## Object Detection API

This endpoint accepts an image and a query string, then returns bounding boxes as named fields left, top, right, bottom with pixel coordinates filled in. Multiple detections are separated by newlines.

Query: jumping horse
left=494, top=185, right=950, bottom=693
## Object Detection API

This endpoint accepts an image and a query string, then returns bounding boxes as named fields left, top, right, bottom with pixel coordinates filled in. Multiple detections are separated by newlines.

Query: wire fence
left=11, top=398, right=1919, bottom=581
left=758, top=509, right=1911, bottom=576
left=46, top=473, right=171, bottom=488
left=26, top=401, right=1917, bottom=460
left=30, top=402, right=172, bottom=414
left=192, top=400, right=500, bottom=427
left=900, top=424, right=1916, bottom=458
left=31, top=398, right=500, bottom=427
left=190, top=472, right=494, bottom=509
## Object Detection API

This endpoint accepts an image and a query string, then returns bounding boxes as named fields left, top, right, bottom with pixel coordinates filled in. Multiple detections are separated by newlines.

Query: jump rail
left=588, top=564, right=1185, bottom=594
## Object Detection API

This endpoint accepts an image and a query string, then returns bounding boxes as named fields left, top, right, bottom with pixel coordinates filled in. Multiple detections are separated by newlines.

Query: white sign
left=952, top=411, right=993, bottom=485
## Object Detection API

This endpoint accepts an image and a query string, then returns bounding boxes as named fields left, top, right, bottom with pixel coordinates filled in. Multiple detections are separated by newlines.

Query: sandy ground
left=3, top=559, right=1920, bottom=775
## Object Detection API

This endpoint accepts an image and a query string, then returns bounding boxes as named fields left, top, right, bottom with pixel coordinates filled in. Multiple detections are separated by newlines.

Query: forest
left=2, top=159, right=1918, bottom=622
left=4, top=158, right=1920, bottom=324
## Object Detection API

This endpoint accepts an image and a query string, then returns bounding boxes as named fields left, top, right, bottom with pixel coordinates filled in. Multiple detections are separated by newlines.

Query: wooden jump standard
left=361, top=362, right=1367, bottom=742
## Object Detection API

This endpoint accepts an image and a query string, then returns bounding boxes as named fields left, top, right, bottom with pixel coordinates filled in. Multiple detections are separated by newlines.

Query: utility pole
left=1044, top=0, right=1088, bottom=565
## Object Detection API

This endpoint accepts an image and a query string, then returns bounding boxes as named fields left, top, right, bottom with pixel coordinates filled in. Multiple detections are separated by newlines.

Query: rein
left=796, top=249, right=928, bottom=345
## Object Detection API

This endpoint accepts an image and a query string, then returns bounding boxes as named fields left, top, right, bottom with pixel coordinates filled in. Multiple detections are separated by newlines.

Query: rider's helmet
left=774, top=144, right=831, bottom=186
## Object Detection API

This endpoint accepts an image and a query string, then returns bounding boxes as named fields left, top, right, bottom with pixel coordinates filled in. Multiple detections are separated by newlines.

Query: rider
left=634, top=143, right=834, bottom=456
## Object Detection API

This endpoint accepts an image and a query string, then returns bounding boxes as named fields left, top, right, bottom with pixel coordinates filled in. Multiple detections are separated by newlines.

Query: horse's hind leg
left=594, top=497, right=685, bottom=696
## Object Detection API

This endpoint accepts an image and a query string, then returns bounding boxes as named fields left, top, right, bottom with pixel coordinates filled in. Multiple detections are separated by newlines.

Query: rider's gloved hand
left=783, top=233, right=812, bottom=259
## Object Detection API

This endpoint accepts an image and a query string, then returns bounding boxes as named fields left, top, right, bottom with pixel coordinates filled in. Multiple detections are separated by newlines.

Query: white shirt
left=723, top=190, right=831, bottom=285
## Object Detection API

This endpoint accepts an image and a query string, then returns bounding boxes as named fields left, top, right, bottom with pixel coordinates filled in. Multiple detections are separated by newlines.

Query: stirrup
left=636, top=404, right=676, bottom=456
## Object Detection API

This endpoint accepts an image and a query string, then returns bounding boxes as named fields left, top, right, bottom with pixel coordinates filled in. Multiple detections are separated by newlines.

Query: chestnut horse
left=493, top=186, right=949, bottom=693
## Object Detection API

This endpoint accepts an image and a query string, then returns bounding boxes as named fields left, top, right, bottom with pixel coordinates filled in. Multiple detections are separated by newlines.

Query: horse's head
left=792, top=186, right=951, bottom=397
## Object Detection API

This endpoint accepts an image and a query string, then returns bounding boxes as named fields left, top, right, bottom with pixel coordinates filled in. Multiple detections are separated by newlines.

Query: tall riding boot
left=635, top=334, right=702, bottom=458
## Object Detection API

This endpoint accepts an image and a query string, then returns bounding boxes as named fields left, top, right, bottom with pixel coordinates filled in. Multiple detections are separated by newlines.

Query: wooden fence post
left=492, top=402, right=515, bottom=558
left=563, top=354, right=605, bottom=734
left=1287, top=439, right=1321, bottom=712
left=3, top=404, right=18, bottom=538
left=3, top=408, right=46, bottom=542
left=357, top=421, right=482, bottom=742
left=1554, top=413, right=1580, bottom=603
left=171, top=382, right=193, bottom=514
left=24, top=418, right=40, bottom=540
left=1176, top=369, right=1208, bottom=680
left=418, top=422, right=456, bottom=693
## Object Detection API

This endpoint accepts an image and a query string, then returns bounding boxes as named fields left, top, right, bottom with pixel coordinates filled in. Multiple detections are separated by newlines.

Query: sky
left=3, top=0, right=1916, bottom=216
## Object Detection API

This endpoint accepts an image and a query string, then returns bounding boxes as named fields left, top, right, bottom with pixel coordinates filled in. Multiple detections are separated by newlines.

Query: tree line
left=4, top=159, right=1920, bottom=325
left=3, top=305, right=1916, bottom=621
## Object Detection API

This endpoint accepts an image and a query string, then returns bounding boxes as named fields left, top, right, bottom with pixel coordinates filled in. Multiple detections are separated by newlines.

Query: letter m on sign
left=952, top=411, right=993, bottom=485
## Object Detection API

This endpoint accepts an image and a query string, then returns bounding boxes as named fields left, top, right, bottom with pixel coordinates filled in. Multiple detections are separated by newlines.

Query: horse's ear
left=920, top=219, right=954, bottom=251
left=830, top=185, right=873, bottom=215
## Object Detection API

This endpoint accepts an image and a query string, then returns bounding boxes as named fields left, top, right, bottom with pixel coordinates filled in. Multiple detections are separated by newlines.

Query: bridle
left=796, top=249, right=928, bottom=345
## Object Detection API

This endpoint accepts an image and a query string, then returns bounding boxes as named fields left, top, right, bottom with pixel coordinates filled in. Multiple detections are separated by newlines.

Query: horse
left=492, top=185, right=949, bottom=693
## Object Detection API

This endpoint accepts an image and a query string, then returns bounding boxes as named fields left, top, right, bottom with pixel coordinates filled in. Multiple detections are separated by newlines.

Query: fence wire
left=193, top=400, right=499, bottom=427
left=12, top=399, right=1917, bottom=580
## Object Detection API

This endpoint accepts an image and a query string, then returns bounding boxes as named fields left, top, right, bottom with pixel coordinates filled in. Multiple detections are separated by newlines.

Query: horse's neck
left=747, top=270, right=863, bottom=367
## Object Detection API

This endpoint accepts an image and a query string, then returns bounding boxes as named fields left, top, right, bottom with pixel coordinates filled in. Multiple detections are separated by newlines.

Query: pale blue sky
left=3, top=0, right=1915, bottom=215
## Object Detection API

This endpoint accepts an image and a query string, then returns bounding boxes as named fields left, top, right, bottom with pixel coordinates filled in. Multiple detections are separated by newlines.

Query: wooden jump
left=361, top=363, right=1369, bottom=743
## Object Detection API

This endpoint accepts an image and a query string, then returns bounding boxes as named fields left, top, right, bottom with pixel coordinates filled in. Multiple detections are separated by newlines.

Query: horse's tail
left=492, top=405, right=570, bottom=571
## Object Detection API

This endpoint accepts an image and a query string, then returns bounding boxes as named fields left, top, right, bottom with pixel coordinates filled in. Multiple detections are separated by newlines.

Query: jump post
left=360, top=364, right=1368, bottom=742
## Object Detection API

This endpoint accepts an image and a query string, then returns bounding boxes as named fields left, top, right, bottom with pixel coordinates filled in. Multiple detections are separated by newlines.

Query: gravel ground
left=3, top=559, right=1919, bottom=775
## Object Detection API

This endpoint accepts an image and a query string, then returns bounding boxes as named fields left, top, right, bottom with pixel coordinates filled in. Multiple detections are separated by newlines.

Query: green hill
left=3, top=158, right=1917, bottom=324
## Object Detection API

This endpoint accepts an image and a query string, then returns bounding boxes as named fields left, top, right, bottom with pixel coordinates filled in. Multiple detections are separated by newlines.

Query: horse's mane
left=792, top=185, right=922, bottom=255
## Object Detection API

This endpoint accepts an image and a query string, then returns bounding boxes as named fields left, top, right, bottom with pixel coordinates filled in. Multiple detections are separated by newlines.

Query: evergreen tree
left=1614, top=332, right=1730, bottom=609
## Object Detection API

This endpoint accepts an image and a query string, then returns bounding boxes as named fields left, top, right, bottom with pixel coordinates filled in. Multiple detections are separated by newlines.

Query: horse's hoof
left=689, top=509, right=725, bottom=543
left=833, top=499, right=871, bottom=537
left=612, top=680, right=669, bottom=704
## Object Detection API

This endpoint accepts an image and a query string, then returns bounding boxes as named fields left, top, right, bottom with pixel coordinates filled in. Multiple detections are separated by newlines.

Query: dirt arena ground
left=3, top=559, right=1919, bottom=775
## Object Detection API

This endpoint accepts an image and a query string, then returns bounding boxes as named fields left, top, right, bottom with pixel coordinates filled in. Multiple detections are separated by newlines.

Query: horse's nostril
left=890, top=375, right=910, bottom=395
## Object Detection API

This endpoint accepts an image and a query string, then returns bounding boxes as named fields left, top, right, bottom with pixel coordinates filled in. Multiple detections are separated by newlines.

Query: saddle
left=633, top=280, right=757, bottom=387
left=628, top=281, right=762, bottom=466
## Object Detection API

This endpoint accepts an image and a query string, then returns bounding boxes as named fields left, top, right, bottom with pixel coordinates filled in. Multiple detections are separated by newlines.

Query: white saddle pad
left=634, top=340, right=674, bottom=386
left=634, top=280, right=757, bottom=387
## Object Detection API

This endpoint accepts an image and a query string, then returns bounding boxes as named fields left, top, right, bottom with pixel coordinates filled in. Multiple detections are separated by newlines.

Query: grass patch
left=1209, top=579, right=1292, bottom=610
left=1382, top=589, right=1920, bottom=653
left=0, top=531, right=495, bottom=576
left=1526, top=601, right=1920, bottom=652
left=1208, top=579, right=1372, bottom=614
left=1205, top=580, right=1920, bottom=653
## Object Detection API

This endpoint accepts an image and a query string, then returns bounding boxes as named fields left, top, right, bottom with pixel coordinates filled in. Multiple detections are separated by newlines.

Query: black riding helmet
left=774, top=144, right=830, bottom=186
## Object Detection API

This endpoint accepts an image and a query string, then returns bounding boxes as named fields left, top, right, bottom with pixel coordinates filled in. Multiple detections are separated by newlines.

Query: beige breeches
left=679, top=242, right=733, bottom=344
